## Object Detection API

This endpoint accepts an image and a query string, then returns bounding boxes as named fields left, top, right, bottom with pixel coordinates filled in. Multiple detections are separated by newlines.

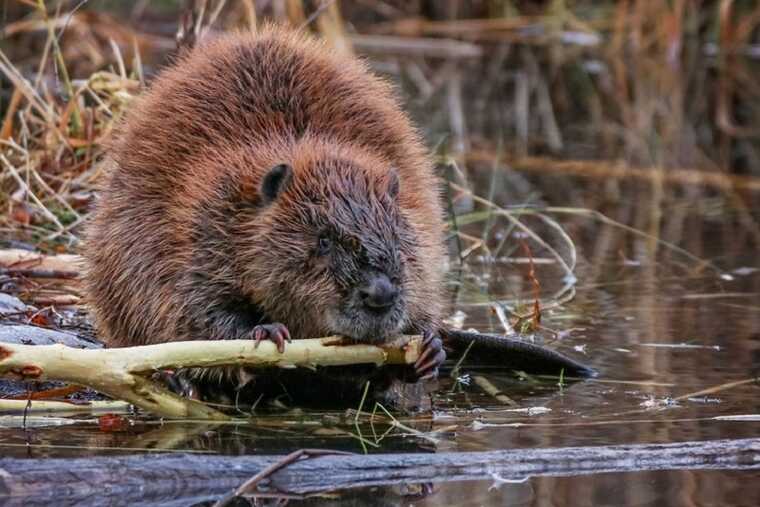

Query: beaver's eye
left=316, top=235, right=332, bottom=256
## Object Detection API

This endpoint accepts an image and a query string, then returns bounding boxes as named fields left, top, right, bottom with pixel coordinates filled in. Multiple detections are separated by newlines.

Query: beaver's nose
left=360, top=273, right=399, bottom=313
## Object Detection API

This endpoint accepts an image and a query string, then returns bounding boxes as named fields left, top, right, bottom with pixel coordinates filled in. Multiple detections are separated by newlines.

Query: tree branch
left=0, top=336, right=421, bottom=420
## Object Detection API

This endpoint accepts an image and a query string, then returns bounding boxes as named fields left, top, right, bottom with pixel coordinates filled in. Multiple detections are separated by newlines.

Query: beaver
left=83, top=26, right=448, bottom=394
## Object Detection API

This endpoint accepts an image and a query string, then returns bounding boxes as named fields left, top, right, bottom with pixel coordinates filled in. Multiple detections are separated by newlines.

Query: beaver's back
left=110, top=28, right=436, bottom=199
left=85, top=26, right=445, bottom=346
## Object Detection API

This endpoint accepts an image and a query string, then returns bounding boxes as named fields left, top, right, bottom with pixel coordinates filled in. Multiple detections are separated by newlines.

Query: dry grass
left=0, top=3, right=141, bottom=250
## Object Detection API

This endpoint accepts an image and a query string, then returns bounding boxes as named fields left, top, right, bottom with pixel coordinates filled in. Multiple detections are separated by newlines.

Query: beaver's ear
left=261, top=164, right=293, bottom=204
left=387, top=169, right=400, bottom=199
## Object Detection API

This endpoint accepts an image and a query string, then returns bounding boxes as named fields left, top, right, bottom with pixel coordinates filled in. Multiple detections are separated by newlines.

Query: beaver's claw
left=252, top=323, right=291, bottom=353
left=413, top=329, right=446, bottom=380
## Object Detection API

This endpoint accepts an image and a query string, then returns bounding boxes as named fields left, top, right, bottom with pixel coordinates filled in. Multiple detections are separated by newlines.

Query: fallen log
left=1, top=437, right=758, bottom=506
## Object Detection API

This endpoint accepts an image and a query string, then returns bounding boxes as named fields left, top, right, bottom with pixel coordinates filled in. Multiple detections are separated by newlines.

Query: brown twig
left=520, top=240, right=542, bottom=330
left=214, top=448, right=354, bottom=506
left=9, top=384, right=83, bottom=400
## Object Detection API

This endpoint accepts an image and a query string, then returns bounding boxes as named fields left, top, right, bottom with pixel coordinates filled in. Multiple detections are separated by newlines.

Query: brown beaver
left=84, top=26, right=447, bottom=391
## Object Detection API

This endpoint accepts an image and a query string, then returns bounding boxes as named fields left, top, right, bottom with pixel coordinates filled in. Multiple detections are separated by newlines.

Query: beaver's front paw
left=251, top=323, right=291, bottom=353
left=413, top=329, right=446, bottom=380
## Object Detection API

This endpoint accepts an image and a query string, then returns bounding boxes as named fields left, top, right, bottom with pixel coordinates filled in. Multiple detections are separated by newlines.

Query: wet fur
left=84, top=27, right=446, bottom=384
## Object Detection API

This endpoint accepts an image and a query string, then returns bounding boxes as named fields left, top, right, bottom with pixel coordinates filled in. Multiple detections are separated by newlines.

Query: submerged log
left=0, top=437, right=758, bottom=505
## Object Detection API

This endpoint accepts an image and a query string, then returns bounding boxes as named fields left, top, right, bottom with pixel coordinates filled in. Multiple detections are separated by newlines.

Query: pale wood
left=0, top=248, right=82, bottom=273
left=0, top=398, right=131, bottom=414
left=0, top=336, right=421, bottom=420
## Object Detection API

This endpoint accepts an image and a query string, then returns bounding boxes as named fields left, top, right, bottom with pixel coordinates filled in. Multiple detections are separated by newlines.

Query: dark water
left=3, top=198, right=759, bottom=505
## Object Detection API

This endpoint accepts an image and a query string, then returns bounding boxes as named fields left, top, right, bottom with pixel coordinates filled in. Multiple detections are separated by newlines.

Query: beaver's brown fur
left=84, top=26, right=447, bottom=383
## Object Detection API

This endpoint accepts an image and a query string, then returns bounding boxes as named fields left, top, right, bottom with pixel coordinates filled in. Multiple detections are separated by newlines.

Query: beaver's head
left=235, top=143, right=418, bottom=343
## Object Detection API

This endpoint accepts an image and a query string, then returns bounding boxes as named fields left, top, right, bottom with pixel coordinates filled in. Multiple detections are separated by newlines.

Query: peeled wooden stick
left=0, top=336, right=422, bottom=420
left=0, top=399, right=132, bottom=415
